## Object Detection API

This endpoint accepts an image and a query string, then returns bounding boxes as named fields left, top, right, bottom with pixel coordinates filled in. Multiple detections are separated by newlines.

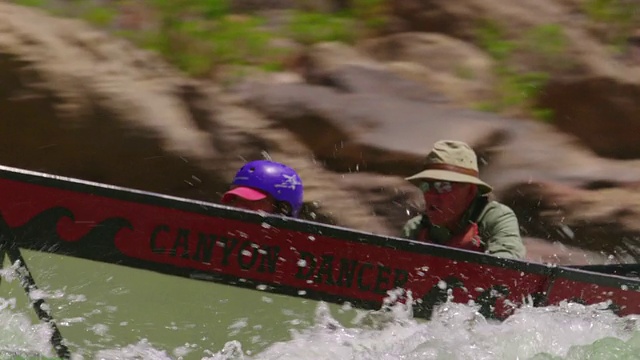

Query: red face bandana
left=420, top=181, right=478, bottom=227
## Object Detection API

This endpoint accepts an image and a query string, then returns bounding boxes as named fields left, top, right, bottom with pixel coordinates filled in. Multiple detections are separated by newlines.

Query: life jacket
left=417, top=196, right=488, bottom=252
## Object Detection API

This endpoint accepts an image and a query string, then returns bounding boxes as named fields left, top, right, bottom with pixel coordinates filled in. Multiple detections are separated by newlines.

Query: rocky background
left=1, top=0, right=640, bottom=265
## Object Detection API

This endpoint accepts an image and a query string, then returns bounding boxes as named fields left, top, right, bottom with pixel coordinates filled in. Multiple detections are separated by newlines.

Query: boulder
left=502, top=181, right=640, bottom=261
left=538, top=76, right=640, bottom=159
left=359, top=32, right=496, bottom=105
left=0, top=4, right=222, bottom=199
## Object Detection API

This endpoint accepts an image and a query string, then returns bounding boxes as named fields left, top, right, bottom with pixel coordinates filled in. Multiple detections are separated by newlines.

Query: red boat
left=0, top=164, right=637, bottom=324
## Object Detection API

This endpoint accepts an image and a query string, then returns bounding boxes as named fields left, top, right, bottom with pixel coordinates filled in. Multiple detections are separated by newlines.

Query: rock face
left=502, top=182, right=640, bottom=260
left=387, top=0, right=640, bottom=160
left=358, top=33, right=497, bottom=106
left=3, top=2, right=640, bottom=263
left=0, top=5, right=222, bottom=198
left=538, top=76, right=640, bottom=159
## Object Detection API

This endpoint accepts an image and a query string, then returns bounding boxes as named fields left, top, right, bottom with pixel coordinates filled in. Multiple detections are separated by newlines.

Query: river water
left=0, top=250, right=638, bottom=360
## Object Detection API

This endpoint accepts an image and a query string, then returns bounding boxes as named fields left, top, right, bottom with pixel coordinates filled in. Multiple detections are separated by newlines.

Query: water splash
left=206, top=300, right=640, bottom=360
left=0, top=302, right=56, bottom=358
left=94, top=339, right=173, bottom=360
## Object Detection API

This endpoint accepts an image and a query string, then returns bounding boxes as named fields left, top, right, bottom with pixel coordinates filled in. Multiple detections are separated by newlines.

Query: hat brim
left=405, top=169, right=492, bottom=194
left=221, top=186, right=267, bottom=203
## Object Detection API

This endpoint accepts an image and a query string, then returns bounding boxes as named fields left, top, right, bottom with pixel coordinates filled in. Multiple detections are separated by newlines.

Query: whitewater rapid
left=1, top=294, right=639, bottom=360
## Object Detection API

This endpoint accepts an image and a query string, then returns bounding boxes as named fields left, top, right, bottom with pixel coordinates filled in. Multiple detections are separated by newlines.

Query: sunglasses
left=419, top=181, right=453, bottom=194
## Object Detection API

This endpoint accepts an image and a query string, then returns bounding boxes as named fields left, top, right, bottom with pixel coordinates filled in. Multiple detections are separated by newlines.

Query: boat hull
left=0, top=165, right=638, bottom=319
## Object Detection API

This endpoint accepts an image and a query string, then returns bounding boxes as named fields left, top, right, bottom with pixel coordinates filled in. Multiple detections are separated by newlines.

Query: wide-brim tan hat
left=405, top=140, right=492, bottom=194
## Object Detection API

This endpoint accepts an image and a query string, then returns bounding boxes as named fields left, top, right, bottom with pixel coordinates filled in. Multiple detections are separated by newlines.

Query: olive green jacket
left=402, top=197, right=526, bottom=259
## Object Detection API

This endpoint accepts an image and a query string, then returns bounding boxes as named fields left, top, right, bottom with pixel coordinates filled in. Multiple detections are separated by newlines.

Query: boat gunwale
left=1, top=164, right=639, bottom=294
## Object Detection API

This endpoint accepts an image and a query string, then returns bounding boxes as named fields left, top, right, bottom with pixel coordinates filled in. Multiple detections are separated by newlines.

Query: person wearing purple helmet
left=221, top=160, right=304, bottom=217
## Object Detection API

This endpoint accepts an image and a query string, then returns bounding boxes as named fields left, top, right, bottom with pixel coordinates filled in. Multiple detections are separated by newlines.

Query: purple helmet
left=226, top=160, right=304, bottom=217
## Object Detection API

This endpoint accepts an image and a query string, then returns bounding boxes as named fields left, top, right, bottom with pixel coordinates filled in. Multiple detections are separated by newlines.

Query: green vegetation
left=522, top=24, right=568, bottom=66
left=582, top=0, right=639, bottom=51
left=136, top=15, right=277, bottom=76
left=476, top=21, right=517, bottom=61
left=350, top=0, right=389, bottom=32
left=477, top=69, right=554, bottom=122
left=11, top=0, right=46, bottom=7
left=287, top=12, right=356, bottom=45
left=583, top=0, right=636, bottom=25
left=9, top=0, right=388, bottom=77
left=474, top=20, right=560, bottom=122
left=80, top=6, right=117, bottom=27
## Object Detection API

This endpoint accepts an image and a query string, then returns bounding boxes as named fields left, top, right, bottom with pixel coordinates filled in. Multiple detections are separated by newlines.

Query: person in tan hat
left=403, top=140, right=525, bottom=259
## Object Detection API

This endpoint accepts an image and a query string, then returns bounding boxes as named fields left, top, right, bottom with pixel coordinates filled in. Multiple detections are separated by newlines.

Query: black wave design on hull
left=0, top=207, right=134, bottom=263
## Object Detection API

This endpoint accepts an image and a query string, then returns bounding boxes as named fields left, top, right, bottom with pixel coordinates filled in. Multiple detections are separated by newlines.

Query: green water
left=530, top=332, right=640, bottom=360
left=2, top=251, right=639, bottom=360
left=0, top=250, right=360, bottom=359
